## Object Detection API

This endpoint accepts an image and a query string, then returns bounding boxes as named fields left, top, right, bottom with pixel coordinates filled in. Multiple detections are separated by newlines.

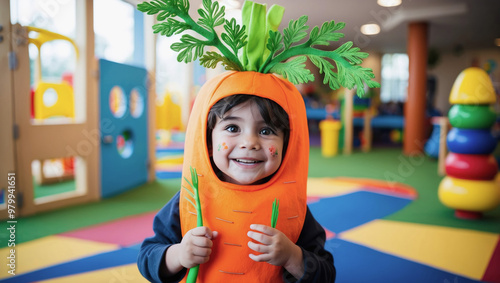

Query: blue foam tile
left=127, top=243, right=142, bottom=250
left=155, top=171, right=182, bottom=179
left=0, top=248, right=138, bottom=283
left=309, top=191, right=412, bottom=234
left=327, top=238, right=480, bottom=283
left=156, top=152, right=184, bottom=159
left=156, top=148, right=184, bottom=154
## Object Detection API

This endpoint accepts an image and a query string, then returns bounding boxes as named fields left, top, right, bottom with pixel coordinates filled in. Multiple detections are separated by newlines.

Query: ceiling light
left=377, top=0, right=402, bottom=7
left=361, top=23, right=380, bottom=35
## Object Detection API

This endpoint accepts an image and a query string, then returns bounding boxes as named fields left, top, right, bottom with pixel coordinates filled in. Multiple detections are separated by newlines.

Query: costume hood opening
left=182, top=71, right=309, bottom=192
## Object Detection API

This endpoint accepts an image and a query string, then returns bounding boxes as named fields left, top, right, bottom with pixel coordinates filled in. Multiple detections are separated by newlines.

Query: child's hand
left=247, top=224, right=303, bottom=271
left=178, top=226, right=218, bottom=269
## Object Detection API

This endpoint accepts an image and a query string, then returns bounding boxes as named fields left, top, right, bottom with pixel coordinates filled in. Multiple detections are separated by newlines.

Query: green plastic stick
left=182, top=167, right=202, bottom=283
left=271, top=198, right=280, bottom=228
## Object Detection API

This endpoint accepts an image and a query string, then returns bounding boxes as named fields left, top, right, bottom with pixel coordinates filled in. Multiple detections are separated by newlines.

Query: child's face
left=211, top=100, right=285, bottom=185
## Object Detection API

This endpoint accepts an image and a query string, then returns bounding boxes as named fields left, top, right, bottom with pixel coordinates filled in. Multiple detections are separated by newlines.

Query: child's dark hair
left=207, top=94, right=290, bottom=157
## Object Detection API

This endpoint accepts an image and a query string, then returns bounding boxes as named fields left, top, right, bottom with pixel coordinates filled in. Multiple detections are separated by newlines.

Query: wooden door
left=0, top=0, right=16, bottom=220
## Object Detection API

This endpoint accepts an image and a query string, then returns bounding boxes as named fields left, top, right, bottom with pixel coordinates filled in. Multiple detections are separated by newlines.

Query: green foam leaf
left=269, top=56, right=314, bottom=85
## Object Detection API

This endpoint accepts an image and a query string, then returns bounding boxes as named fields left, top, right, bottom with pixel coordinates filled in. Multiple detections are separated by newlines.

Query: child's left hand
left=247, top=224, right=303, bottom=275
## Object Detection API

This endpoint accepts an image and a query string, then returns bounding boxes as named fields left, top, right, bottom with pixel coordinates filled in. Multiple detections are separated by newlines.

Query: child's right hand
left=178, top=226, right=218, bottom=269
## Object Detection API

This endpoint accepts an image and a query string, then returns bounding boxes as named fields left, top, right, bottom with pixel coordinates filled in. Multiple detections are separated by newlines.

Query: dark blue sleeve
left=137, top=191, right=187, bottom=283
left=283, top=206, right=336, bottom=283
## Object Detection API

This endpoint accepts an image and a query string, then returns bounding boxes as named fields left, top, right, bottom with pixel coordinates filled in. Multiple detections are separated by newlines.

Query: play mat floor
left=1, top=175, right=498, bottom=282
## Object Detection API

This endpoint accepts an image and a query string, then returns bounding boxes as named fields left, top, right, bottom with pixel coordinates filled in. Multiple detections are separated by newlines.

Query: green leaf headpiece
left=138, top=0, right=380, bottom=96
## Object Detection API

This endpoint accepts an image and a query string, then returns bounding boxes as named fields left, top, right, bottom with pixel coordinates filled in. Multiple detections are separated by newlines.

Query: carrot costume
left=137, top=0, right=378, bottom=282
left=179, top=71, right=309, bottom=282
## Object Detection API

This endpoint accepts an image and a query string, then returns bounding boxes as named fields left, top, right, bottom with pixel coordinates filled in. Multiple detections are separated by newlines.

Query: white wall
left=430, top=48, right=500, bottom=115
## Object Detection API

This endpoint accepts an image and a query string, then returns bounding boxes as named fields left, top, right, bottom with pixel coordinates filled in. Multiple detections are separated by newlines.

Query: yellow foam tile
left=307, top=178, right=360, bottom=197
left=39, top=263, right=148, bottom=283
left=339, top=219, right=499, bottom=280
left=156, top=163, right=182, bottom=170
left=157, top=156, right=183, bottom=165
left=0, top=235, right=118, bottom=279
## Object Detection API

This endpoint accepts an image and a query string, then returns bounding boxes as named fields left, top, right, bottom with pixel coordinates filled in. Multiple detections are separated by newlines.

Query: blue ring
left=447, top=128, right=498, bottom=154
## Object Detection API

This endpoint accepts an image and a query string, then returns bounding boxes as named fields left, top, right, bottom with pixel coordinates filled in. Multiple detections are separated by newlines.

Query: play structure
left=98, top=59, right=151, bottom=198
left=154, top=91, right=185, bottom=178
left=438, top=67, right=500, bottom=219
left=424, top=117, right=445, bottom=159
left=155, top=91, right=185, bottom=149
left=424, top=116, right=450, bottom=176
left=29, top=26, right=78, bottom=123
left=341, top=87, right=373, bottom=154
left=28, top=27, right=78, bottom=186
left=316, top=86, right=404, bottom=157
left=0, top=1, right=156, bottom=218
left=155, top=92, right=183, bottom=132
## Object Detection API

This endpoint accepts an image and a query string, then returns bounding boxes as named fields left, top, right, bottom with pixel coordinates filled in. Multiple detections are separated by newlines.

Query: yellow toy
left=319, top=119, right=342, bottom=157
left=438, top=176, right=499, bottom=212
left=29, top=26, right=79, bottom=122
left=27, top=26, right=79, bottom=58
left=34, top=82, right=75, bottom=120
left=156, top=92, right=184, bottom=131
left=448, top=67, right=496, bottom=105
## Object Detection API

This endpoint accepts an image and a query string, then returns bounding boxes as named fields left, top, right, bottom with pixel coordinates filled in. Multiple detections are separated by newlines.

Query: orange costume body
left=179, top=71, right=310, bottom=282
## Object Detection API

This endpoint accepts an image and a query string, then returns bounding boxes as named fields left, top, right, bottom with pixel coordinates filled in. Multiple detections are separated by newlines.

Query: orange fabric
left=179, top=71, right=309, bottom=282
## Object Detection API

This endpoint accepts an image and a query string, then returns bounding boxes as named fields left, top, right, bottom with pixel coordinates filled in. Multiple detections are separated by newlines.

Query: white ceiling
left=182, top=0, right=500, bottom=54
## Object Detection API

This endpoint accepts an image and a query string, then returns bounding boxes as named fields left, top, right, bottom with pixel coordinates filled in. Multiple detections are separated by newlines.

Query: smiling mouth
left=233, top=159, right=262, bottom=164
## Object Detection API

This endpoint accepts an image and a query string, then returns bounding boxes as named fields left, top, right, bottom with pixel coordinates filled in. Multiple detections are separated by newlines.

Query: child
left=138, top=71, right=336, bottom=283
left=137, top=0, right=379, bottom=280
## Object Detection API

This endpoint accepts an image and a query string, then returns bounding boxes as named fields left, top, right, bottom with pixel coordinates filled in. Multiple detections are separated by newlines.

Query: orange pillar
left=404, top=22, right=428, bottom=155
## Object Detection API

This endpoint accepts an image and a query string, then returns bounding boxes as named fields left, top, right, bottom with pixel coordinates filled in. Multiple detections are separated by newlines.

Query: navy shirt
left=137, top=192, right=336, bottom=282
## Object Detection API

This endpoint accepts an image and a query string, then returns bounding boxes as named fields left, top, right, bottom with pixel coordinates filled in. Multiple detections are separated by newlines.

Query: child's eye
left=225, top=125, right=239, bottom=133
left=260, top=127, right=276, bottom=136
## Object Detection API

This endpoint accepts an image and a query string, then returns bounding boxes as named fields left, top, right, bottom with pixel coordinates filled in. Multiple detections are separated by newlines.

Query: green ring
left=448, top=104, right=497, bottom=129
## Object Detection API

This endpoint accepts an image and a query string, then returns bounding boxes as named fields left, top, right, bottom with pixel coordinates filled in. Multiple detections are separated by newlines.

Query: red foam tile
left=335, top=177, right=418, bottom=199
left=324, top=227, right=336, bottom=240
left=482, top=236, right=500, bottom=283
left=60, top=211, right=157, bottom=246
left=307, top=196, right=321, bottom=204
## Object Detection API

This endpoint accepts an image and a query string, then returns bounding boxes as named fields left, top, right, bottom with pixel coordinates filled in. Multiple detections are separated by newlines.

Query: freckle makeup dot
left=269, top=146, right=278, bottom=157
left=218, top=142, right=228, bottom=151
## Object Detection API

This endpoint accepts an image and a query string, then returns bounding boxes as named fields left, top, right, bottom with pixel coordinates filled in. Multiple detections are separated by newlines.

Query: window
left=155, top=34, right=190, bottom=102
left=10, top=0, right=76, bottom=37
left=11, top=0, right=77, bottom=85
left=94, top=0, right=135, bottom=64
left=380, top=53, right=409, bottom=102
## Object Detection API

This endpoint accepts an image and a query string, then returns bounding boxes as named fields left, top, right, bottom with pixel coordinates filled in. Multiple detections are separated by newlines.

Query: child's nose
left=240, top=133, right=261, bottom=150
